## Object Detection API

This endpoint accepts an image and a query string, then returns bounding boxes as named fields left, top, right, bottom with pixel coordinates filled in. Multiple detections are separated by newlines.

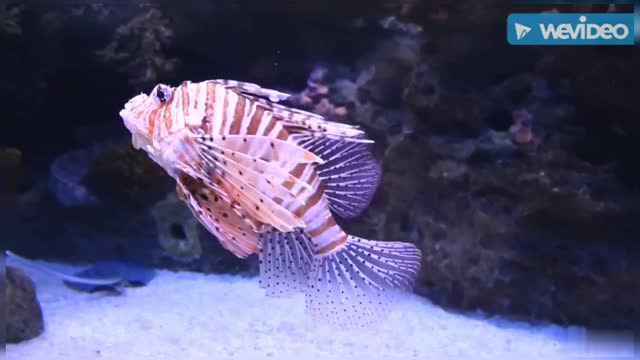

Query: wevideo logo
left=508, top=13, right=635, bottom=45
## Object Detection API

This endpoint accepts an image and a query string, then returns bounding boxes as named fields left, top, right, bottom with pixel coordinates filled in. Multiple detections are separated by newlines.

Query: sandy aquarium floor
left=3, top=261, right=622, bottom=360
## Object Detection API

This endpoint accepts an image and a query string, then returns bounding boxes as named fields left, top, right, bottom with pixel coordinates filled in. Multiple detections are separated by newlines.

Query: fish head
left=119, top=83, right=175, bottom=153
left=119, top=83, right=202, bottom=178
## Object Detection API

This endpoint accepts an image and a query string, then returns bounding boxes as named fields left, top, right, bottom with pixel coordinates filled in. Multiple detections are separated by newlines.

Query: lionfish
left=118, top=79, right=422, bottom=327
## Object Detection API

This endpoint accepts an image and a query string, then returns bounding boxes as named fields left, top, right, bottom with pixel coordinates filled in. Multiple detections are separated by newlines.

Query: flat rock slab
left=63, top=260, right=156, bottom=293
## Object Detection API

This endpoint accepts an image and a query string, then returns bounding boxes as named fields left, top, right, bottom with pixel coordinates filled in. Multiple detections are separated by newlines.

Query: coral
left=149, top=192, right=257, bottom=275
left=456, top=0, right=508, bottom=25
left=289, top=18, right=433, bottom=146
left=96, top=5, right=178, bottom=87
left=537, top=46, right=640, bottom=122
left=82, top=143, right=174, bottom=208
left=291, top=66, right=351, bottom=120
left=0, top=2, right=22, bottom=36
left=428, top=160, right=468, bottom=181
left=508, top=109, right=534, bottom=145
left=48, top=142, right=111, bottom=207
left=39, top=2, right=113, bottom=32
left=307, top=16, right=640, bottom=330
left=151, top=192, right=202, bottom=263
left=403, top=62, right=440, bottom=110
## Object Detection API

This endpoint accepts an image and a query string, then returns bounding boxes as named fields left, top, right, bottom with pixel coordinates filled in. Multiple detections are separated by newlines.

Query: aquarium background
left=2, top=0, right=639, bottom=358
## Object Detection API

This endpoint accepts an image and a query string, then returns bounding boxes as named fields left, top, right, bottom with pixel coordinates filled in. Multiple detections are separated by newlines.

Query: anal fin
left=258, top=229, right=315, bottom=298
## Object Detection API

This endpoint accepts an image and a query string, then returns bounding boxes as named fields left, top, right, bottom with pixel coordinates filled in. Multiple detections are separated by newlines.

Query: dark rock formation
left=6, top=266, right=45, bottom=343
left=82, top=143, right=174, bottom=209
left=0, top=147, right=22, bottom=209
left=292, top=12, right=639, bottom=330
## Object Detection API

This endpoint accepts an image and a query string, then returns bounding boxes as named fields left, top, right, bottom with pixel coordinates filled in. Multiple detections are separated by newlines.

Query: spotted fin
left=190, top=133, right=315, bottom=232
left=214, top=171, right=304, bottom=233
left=193, top=133, right=314, bottom=192
left=198, top=139, right=308, bottom=209
left=258, top=229, right=315, bottom=298
left=176, top=174, right=260, bottom=258
left=297, top=136, right=382, bottom=219
left=305, top=236, right=422, bottom=328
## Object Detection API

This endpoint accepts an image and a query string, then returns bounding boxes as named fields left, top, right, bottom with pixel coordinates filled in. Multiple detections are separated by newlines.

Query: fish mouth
left=118, top=107, right=135, bottom=133
left=118, top=108, right=129, bottom=120
left=119, top=93, right=149, bottom=127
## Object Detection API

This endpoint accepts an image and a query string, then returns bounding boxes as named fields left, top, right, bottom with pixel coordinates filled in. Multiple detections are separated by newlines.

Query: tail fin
left=305, top=236, right=422, bottom=328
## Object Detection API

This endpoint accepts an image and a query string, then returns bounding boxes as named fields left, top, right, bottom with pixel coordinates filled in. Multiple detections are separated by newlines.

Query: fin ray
left=211, top=79, right=292, bottom=102
left=189, top=132, right=319, bottom=232
left=213, top=172, right=305, bottom=232
left=192, top=132, right=324, bottom=165
left=296, top=136, right=382, bottom=218
left=224, top=89, right=371, bottom=142
left=177, top=174, right=260, bottom=258
left=210, top=79, right=372, bottom=142
left=304, top=236, right=421, bottom=328
left=258, top=229, right=315, bottom=298
left=199, top=144, right=307, bottom=209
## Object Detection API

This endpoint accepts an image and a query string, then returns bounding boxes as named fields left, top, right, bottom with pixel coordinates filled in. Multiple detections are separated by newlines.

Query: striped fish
left=119, top=79, right=422, bottom=328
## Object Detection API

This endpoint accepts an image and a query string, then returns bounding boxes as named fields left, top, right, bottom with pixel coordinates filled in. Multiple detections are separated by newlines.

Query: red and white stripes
left=120, top=79, right=360, bottom=255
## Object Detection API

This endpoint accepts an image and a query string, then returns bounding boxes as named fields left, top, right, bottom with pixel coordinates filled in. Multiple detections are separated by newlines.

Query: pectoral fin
left=176, top=174, right=261, bottom=258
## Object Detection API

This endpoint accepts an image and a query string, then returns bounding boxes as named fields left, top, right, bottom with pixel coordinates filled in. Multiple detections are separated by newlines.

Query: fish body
left=119, top=79, right=422, bottom=327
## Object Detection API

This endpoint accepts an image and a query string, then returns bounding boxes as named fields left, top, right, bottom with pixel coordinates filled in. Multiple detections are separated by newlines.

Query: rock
left=151, top=192, right=203, bottom=263
left=149, top=191, right=254, bottom=274
left=6, top=266, right=44, bottom=343
left=82, top=143, right=174, bottom=209
left=48, top=140, right=113, bottom=207
left=428, top=160, right=468, bottom=181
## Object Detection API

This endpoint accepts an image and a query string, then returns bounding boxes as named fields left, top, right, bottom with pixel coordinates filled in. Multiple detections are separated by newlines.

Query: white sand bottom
left=4, top=262, right=632, bottom=360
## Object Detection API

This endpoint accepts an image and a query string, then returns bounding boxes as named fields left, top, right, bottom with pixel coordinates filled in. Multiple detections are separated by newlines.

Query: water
left=2, top=1, right=639, bottom=359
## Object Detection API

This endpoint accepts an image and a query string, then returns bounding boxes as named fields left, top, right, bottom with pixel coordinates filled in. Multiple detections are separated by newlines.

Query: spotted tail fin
left=305, top=236, right=421, bottom=328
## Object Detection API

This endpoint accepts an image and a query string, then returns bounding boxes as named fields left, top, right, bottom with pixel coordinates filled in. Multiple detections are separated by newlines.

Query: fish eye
left=153, top=84, right=172, bottom=104
left=157, top=89, right=166, bottom=102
